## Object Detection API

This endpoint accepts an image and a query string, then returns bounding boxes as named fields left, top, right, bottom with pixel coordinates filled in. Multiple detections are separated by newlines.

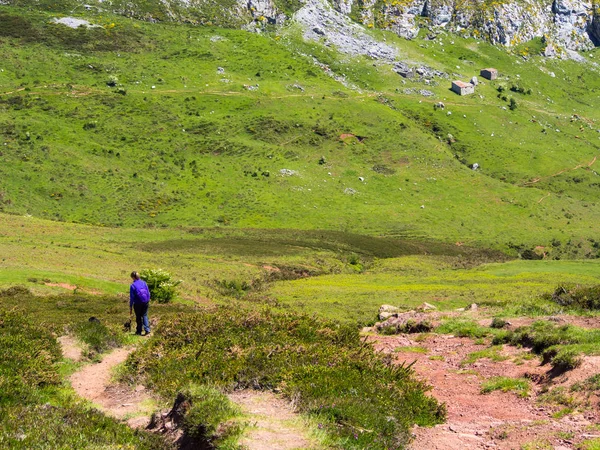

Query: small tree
left=509, top=97, right=518, bottom=111
left=139, top=268, right=182, bottom=303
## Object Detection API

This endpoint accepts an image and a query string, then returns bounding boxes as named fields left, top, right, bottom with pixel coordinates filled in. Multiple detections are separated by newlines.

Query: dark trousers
left=133, top=302, right=150, bottom=334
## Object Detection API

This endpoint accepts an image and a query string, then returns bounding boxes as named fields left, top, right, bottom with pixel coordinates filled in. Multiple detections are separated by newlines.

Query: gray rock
left=419, top=302, right=437, bottom=311
left=379, top=304, right=400, bottom=320
left=294, top=0, right=397, bottom=60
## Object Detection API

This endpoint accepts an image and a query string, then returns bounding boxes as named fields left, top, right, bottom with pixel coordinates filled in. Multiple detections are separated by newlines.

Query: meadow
left=2, top=2, right=600, bottom=448
left=0, top=7, right=599, bottom=254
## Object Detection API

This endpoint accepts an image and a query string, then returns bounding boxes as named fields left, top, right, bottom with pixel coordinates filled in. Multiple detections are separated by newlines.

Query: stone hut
left=451, top=80, right=474, bottom=96
left=480, top=68, right=498, bottom=80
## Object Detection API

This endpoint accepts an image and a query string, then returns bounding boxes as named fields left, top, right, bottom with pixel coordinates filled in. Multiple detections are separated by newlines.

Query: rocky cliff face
left=29, top=0, right=598, bottom=52
left=324, top=0, right=598, bottom=51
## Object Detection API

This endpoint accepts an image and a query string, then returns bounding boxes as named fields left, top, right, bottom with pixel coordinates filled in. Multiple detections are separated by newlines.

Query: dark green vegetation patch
left=124, top=307, right=446, bottom=449
left=0, top=310, right=168, bottom=449
left=549, top=283, right=600, bottom=310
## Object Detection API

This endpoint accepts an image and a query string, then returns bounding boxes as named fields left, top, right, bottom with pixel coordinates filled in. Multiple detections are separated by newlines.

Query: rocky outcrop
left=37, top=0, right=600, bottom=51
left=323, top=0, right=599, bottom=51
left=294, top=0, right=397, bottom=59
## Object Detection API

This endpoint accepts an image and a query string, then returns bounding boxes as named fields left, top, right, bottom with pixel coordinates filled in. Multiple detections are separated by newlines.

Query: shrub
left=179, top=385, right=244, bottom=446
left=490, top=317, right=507, bottom=329
left=139, top=269, right=182, bottom=303
left=124, top=307, right=446, bottom=449
left=549, top=348, right=582, bottom=371
left=73, top=319, right=123, bottom=357
left=0, top=310, right=61, bottom=405
left=0, top=285, right=31, bottom=297
left=212, top=277, right=263, bottom=297
left=550, top=284, right=600, bottom=310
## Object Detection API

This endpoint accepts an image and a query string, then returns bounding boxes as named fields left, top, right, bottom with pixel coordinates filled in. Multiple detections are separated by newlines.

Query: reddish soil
left=45, top=282, right=77, bottom=290
left=370, top=332, right=600, bottom=449
left=64, top=344, right=152, bottom=428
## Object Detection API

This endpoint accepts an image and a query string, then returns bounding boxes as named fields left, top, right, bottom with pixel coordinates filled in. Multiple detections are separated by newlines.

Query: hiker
left=130, top=271, right=151, bottom=335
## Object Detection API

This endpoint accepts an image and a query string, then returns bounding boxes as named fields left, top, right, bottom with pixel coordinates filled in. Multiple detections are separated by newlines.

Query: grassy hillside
left=0, top=6, right=599, bottom=253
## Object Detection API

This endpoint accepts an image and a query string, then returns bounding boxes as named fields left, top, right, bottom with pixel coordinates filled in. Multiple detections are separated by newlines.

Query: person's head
left=130, top=271, right=140, bottom=281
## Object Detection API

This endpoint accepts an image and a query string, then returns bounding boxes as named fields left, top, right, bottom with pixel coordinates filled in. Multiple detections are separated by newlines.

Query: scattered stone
left=470, top=76, right=479, bottom=86
left=217, top=67, right=225, bottom=74
left=375, top=310, right=435, bottom=334
left=471, top=163, right=479, bottom=170
left=344, top=187, right=357, bottom=195
left=358, top=176, right=365, bottom=182
left=418, top=302, right=437, bottom=311
left=379, top=304, right=401, bottom=320
left=53, top=17, right=99, bottom=29
left=434, top=102, right=445, bottom=110
left=244, top=84, right=259, bottom=91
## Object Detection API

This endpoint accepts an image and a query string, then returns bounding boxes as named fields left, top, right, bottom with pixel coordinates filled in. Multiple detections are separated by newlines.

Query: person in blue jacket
left=130, top=271, right=151, bottom=335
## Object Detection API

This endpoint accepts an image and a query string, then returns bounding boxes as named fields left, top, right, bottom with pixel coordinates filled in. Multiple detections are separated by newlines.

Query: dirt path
left=371, top=332, right=600, bottom=450
left=229, top=390, right=316, bottom=450
left=61, top=339, right=152, bottom=428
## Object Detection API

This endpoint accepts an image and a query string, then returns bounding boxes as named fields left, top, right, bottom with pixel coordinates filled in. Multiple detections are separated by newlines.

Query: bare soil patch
left=370, top=332, right=600, bottom=449
left=67, top=346, right=152, bottom=428
left=229, top=390, right=315, bottom=450
left=58, top=334, right=83, bottom=361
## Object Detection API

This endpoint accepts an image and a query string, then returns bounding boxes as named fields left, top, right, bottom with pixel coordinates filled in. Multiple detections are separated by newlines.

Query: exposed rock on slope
left=13, top=0, right=600, bottom=51
left=294, top=0, right=397, bottom=59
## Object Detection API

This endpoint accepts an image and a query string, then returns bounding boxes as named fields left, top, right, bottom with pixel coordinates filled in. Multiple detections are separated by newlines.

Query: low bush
left=0, top=285, right=31, bottom=297
left=179, top=385, right=244, bottom=447
left=124, top=307, right=446, bottom=449
left=139, top=268, right=182, bottom=303
left=0, top=310, right=61, bottom=405
left=0, top=310, right=167, bottom=448
left=549, top=284, right=600, bottom=310
left=212, top=277, right=263, bottom=297
left=493, top=320, right=600, bottom=371
left=547, top=348, right=582, bottom=371
left=490, top=317, right=508, bottom=329
left=72, top=319, right=124, bottom=358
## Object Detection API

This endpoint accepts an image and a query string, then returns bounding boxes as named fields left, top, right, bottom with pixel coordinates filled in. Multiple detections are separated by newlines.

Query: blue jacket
left=130, top=279, right=151, bottom=307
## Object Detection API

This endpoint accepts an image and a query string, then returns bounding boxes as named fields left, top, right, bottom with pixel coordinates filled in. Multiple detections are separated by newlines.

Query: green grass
left=480, top=376, right=531, bottom=397
left=395, top=346, right=428, bottom=353
left=462, top=345, right=509, bottom=366
left=0, top=6, right=599, bottom=254
left=493, top=320, right=600, bottom=370
left=579, top=438, right=600, bottom=450
left=436, top=319, right=493, bottom=339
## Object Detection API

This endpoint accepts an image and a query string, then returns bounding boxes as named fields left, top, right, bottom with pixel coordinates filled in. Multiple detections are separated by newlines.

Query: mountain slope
left=0, top=6, right=599, bottom=254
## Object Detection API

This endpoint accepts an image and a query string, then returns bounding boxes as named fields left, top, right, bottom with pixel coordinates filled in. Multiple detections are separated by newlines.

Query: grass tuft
left=480, top=376, right=530, bottom=398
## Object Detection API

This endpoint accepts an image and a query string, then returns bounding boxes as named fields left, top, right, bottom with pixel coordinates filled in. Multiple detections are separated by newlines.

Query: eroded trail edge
left=62, top=341, right=152, bottom=428
left=229, top=390, right=315, bottom=450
